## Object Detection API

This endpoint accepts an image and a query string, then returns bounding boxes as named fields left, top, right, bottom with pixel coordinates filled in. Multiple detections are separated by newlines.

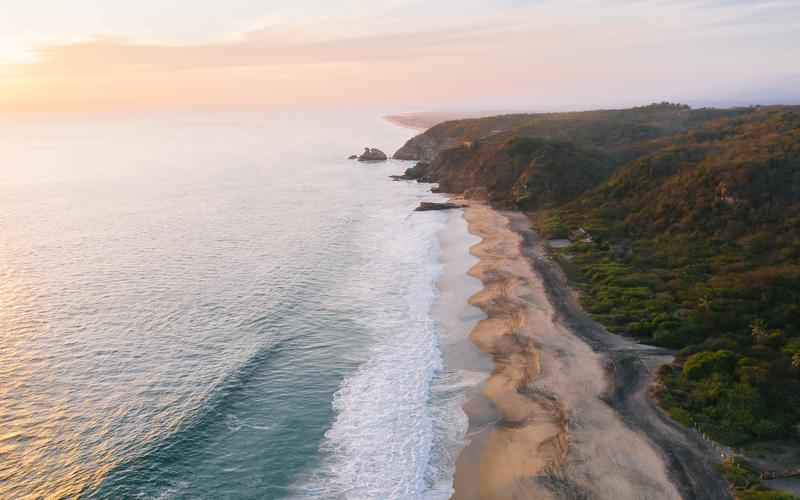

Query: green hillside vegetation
left=717, top=458, right=800, bottom=499
left=427, top=135, right=613, bottom=209
left=536, top=108, right=800, bottom=445
left=404, top=103, right=754, bottom=209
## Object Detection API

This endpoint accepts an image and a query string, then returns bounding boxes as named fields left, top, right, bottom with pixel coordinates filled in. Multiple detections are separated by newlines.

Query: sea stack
left=357, top=147, right=388, bottom=162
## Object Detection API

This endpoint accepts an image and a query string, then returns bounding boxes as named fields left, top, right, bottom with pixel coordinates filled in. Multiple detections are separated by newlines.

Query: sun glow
left=0, top=1, right=798, bottom=112
left=0, top=39, right=38, bottom=66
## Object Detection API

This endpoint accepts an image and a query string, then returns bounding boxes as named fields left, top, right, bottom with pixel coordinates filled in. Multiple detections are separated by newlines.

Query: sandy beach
left=452, top=202, right=567, bottom=500
left=451, top=201, right=732, bottom=500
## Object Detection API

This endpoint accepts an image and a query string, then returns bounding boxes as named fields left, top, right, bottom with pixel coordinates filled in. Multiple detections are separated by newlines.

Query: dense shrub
left=538, top=107, right=800, bottom=446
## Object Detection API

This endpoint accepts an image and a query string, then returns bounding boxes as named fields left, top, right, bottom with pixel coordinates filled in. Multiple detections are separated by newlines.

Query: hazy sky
left=1, top=0, right=799, bottom=112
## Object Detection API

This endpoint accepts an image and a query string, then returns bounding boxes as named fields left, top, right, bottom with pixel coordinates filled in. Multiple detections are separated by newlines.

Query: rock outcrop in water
left=414, top=202, right=463, bottom=211
left=388, top=162, right=432, bottom=182
left=357, top=148, right=388, bottom=162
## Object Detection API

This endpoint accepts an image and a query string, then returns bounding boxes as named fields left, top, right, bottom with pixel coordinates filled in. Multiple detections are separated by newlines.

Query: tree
left=751, top=319, right=769, bottom=344
left=683, top=350, right=737, bottom=380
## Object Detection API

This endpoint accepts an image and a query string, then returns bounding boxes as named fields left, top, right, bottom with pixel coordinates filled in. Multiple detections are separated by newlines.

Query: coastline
left=451, top=201, right=732, bottom=499
left=383, top=115, right=432, bottom=132
left=427, top=207, right=489, bottom=498
left=452, top=201, right=567, bottom=500
left=384, top=111, right=505, bottom=132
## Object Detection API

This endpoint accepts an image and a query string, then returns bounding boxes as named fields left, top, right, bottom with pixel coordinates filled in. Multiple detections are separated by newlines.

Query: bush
left=682, top=350, right=737, bottom=380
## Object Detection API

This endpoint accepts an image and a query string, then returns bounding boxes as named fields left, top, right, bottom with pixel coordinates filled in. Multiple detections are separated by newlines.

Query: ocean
left=0, top=112, right=481, bottom=499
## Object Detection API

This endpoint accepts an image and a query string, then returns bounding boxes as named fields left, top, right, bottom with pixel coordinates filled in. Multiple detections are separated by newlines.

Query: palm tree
left=751, top=319, right=768, bottom=343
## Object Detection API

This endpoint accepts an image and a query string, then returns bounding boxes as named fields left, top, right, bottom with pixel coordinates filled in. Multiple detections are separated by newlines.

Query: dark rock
left=464, top=186, right=489, bottom=201
left=358, top=148, right=388, bottom=162
left=394, top=133, right=462, bottom=162
left=348, top=155, right=358, bottom=160
left=414, top=202, right=464, bottom=212
left=389, top=161, right=432, bottom=181
left=405, top=162, right=431, bottom=181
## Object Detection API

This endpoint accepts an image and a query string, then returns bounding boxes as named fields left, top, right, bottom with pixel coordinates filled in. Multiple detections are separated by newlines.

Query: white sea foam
left=294, top=199, right=469, bottom=500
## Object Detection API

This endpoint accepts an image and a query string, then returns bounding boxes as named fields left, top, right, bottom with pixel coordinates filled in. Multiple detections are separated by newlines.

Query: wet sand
left=451, top=202, right=729, bottom=499
left=452, top=203, right=567, bottom=500
left=433, top=209, right=491, bottom=377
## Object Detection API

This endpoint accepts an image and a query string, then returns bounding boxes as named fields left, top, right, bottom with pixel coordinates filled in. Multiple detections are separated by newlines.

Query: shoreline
left=451, top=201, right=732, bottom=499
left=428, top=207, right=489, bottom=498
left=452, top=201, right=568, bottom=500
left=383, top=115, right=431, bottom=132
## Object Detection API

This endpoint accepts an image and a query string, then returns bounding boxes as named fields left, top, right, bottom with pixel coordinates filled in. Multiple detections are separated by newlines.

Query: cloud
left=5, top=19, right=526, bottom=77
left=6, top=0, right=797, bottom=78
left=1, top=0, right=798, bottom=112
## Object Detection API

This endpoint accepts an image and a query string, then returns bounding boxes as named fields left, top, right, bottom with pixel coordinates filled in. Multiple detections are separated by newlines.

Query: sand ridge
left=453, top=202, right=567, bottom=500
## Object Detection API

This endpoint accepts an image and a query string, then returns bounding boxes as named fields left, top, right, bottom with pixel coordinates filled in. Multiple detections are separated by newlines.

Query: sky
left=1, top=0, right=799, bottom=112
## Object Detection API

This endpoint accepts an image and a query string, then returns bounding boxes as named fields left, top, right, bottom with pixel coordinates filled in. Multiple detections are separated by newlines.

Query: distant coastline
left=384, top=110, right=517, bottom=132
left=383, top=114, right=433, bottom=131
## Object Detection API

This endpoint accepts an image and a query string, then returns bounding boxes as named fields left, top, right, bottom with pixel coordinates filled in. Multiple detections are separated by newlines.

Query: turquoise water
left=0, top=112, right=467, bottom=499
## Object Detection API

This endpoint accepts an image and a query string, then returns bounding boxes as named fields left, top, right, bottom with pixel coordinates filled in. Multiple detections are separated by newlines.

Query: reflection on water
left=1, top=112, right=459, bottom=499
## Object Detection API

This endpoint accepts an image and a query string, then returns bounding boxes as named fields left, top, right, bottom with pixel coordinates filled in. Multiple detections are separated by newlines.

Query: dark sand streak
left=453, top=202, right=568, bottom=500
left=507, top=212, right=733, bottom=500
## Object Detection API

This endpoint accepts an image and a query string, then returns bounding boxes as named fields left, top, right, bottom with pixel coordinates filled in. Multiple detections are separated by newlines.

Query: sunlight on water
left=0, top=111, right=467, bottom=499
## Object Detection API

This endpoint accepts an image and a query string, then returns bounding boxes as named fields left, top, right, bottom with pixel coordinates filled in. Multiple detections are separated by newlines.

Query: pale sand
left=453, top=202, right=683, bottom=500
left=453, top=202, right=567, bottom=500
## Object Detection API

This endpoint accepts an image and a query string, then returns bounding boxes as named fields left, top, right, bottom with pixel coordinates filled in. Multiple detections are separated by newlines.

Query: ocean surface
left=0, top=112, right=476, bottom=499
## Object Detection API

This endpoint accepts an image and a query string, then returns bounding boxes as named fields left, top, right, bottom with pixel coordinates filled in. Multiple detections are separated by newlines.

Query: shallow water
left=0, top=112, right=472, bottom=499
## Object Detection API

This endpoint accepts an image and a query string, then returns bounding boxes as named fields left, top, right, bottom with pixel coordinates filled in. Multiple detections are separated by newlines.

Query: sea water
left=0, top=111, right=474, bottom=499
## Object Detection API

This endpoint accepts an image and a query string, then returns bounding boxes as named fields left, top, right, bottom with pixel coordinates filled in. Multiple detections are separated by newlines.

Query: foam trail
left=293, top=206, right=468, bottom=500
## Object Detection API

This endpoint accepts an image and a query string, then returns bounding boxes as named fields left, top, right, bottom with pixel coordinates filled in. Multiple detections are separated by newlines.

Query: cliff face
left=393, top=132, right=458, bottom=161
left=393, top=113, right=536, bottom=161
left=423, top=136, right=612, bottom=209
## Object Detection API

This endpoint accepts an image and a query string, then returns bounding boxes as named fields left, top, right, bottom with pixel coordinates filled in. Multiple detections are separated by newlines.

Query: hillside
left=393, top=103, right=748, bottom=161
left=396, top=103, right=752, bottom=209
left=425, top=135, right=614, bottom=209
left=537, top=108, right=800, bottom=447
left=398, top=104, right=800, bottom=494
